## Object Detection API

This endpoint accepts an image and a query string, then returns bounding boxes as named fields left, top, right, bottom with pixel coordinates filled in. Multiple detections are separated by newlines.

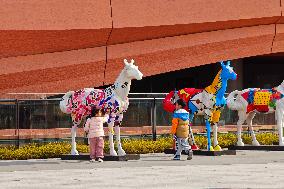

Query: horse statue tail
left=227, top=90, right=243, bottom=110
left=60, top=91, right=74, bottom=114
left=163, top=91, right=176, bottom=113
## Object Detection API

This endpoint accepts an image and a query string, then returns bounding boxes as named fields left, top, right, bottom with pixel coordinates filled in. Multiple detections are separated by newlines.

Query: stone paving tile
left=0, top=151, right=284, bottom=188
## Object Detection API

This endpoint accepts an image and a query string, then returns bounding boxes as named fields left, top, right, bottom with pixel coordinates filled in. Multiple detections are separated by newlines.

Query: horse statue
left=227, top=80, right=284, bottom=146
left=60, top=59, right=143, bottom=156
left=163, top=61, right=237, bottom=151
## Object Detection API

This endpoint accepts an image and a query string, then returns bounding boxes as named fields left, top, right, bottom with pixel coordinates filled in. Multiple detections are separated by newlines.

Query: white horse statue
left=227, top=80, right=284, bottom=146
left=60, top=59, right=143, bottom=156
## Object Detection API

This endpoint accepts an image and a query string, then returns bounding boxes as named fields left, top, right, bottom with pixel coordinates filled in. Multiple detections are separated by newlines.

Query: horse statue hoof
left=71, top=149, right=79, bottom=155
left=191, top=144, right=199, bottom=151
left=214, top=145, right=222, bottom=151
left=237, top=141, right=245, bottom=146
left=117, top=148, right=126, bottom=156
left=252, top=140, right=260, bottom=146
left=110, top=150, right=118, bottom=156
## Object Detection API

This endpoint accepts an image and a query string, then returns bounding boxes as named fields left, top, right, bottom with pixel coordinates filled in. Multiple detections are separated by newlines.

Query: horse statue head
left=278, top=79, right=284, bottom=93
left=123, top=59, right=143, bottom=80
left=220, top=61, right=237, bottom=81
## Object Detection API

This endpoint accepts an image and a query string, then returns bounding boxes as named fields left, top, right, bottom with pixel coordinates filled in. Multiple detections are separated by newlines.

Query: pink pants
left=89, top=137, right=104, bottom=159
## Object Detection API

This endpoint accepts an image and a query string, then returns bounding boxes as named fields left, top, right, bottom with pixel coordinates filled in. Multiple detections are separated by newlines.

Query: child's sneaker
left=173, top=155, right=181, bottom=160
left=97, top=158, right=104, bottom=163
left=187, top=154, right=193, bottom=160
left=187, top=150, right=193, bottom=160
left=90, top=159, right=96, bottom=163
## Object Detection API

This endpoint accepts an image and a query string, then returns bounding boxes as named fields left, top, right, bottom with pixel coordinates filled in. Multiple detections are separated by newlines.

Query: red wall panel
left=0, top=0, right=112, bottom=30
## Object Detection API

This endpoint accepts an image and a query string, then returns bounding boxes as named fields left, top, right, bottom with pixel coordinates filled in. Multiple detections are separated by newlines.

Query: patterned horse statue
left=227, top=80, right=284, bottom=146
left=163, top=61, right=237, bottom=151
left=60, top=59, right=143, bottom=156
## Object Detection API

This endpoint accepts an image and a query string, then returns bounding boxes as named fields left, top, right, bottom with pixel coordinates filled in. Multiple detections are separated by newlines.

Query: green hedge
left=0, top=133, right=279, bottom=160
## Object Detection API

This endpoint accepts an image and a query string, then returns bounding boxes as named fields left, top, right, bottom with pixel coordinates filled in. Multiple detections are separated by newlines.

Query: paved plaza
left=1, top=151, right=284, bottom=189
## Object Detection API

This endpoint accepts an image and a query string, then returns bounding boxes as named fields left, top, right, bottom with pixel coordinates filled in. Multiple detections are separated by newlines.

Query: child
left=171, top=99, right=192, bottom=160
left=84, top=106, right=109, bottom=162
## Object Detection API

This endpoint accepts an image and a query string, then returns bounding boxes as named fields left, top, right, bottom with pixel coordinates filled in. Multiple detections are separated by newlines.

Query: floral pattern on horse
left=60, top=59, right=143, bottom=156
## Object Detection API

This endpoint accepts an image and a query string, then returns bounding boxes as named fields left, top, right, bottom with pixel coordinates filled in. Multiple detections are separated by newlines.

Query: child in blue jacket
left=171, top=99, right=192, bottom=160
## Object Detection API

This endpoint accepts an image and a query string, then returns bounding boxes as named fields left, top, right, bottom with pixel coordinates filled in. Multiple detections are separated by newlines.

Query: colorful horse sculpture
left=60, top=59, right=143, bottom=156
left=163, top=61, right=237, bottom=151
left=227, top=80, right=284, bottom=146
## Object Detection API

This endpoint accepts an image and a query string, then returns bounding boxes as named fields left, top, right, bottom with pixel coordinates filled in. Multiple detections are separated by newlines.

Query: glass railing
left=0, top=93, right=276, bottom=145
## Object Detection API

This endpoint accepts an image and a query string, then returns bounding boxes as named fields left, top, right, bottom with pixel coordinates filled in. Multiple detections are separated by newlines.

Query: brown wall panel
left=109, top=0, right=281, bottom=44
left=279, top=0, right=284, bottom=23
left=106, top=25, right=275, bottom=85
left=272, top=24, right=284, bottom=53
left=111, top=0, right=280, bottom=28
left=0, top=30, right=110, bottom=59
left=0, top=47, right=105, bottom=75
left=1, top=73, right=105, bottom=94
left=0, top=1, right=282, bottom=58
left=0, top=47, right=106, bottom=93
left=108, top=17, right=279, bottom=45
left=0, top=60, right=105, bottom=92
left=0, top=0, right=112, bottom=30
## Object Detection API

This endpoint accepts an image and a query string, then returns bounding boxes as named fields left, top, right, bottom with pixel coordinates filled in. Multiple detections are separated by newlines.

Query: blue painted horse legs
left=205, top=119, right=212, bottom=151
left=188, top=114, right=198, bottom=150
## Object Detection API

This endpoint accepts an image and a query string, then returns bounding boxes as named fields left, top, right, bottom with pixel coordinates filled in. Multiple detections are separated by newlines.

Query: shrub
left=0, top=143, right=89, bottom=160
left=242, top=133, right=278, bottom=145
left=0, top=133, right=279, bottom=160
left=121, top=137, right=172, bottom=154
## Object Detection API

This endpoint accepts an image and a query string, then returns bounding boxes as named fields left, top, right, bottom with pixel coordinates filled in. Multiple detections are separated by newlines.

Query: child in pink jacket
left=84, top=106, right=109, bottom=162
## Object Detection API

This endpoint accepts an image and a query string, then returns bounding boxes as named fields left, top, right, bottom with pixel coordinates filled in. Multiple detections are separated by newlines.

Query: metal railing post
left=15, top=99, right=20, bottom=148
left=152, top=98, right=157, bottom=141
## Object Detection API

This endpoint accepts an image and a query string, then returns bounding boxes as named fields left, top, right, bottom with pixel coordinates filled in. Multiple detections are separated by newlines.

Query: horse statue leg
left=188, top=114, right=199, bottom=150
left=108, top=114, right=118, bottom=156
left=212, top=110, right=222, bottom=151
left=71, top=124, right=79, bottom=155
left=115, top=113, right=126, bottom=156
left=276, top=105, right=284, bottom=146
left=213, top=124, right=220, bottom=151
left=236, top=111, right=246, bottom=146
left=205, top=119, right=214, bottom=151
left=246, top=112, right=259, bottom=146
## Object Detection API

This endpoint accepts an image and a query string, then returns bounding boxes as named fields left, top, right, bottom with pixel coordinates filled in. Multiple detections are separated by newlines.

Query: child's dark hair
left=176, top=99, right=186, bottom=108
left=90, top=106, right=101, bottom=117
left=101, top=108, right=108, bottom=116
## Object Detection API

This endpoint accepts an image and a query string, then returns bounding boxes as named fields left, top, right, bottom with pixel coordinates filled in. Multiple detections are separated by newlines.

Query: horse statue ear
left=220, top=61, right=224, bottom=67
left=226, top=60, right=231, bottom=66
left=130, top=59, right=135, bottom=65
left=124, top=59, right=129, bottom=66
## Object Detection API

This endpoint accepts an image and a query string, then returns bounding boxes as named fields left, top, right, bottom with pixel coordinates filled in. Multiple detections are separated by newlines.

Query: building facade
left=0, top=0, right=283, bottom=97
